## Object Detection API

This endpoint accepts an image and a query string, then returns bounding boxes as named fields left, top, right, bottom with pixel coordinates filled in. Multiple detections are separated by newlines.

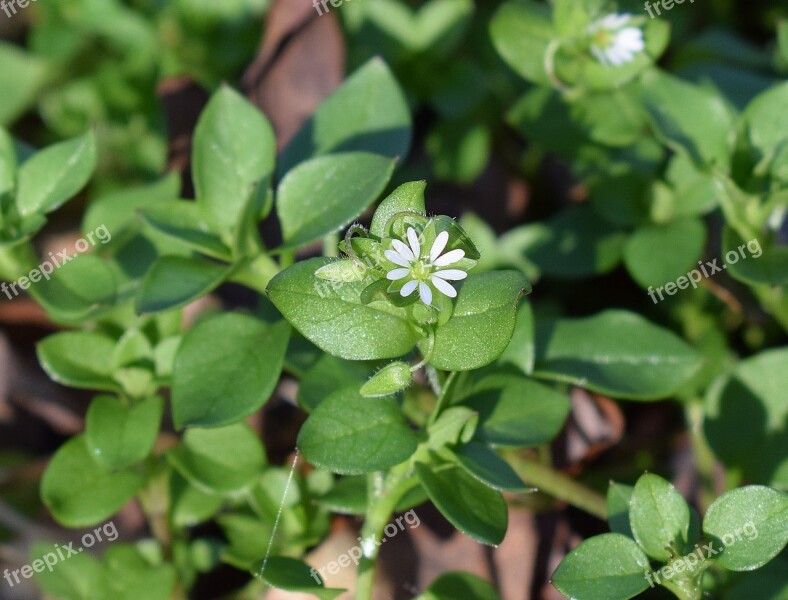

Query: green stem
left=508, top=455, right=607, bottom=520
left=661, top=574, right=704, bottom=600
left=229, top=254, right=281, bottom=293
left=684, top=401, right=717, bottom=513
left=355, top=468, right=417, bottom=600
left=426, top=371, right=457, bottom=427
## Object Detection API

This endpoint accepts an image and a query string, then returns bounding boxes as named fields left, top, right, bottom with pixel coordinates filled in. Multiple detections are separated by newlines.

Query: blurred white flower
left=588, top=13, right=645, bottom=66
left=385, top=227, right=467, bottom=306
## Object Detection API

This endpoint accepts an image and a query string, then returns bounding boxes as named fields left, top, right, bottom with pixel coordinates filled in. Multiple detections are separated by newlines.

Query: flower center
left=410, top=260, right=432, bottom=282
left=594, top=30, right=613, bottom=48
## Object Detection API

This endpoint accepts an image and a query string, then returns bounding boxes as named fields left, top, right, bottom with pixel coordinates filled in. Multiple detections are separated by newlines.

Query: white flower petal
left=391, top=239, right=415, bottom=262
left=434, top=249, right=465, bottom=266
left=406, top=227, right=421, bottom=259
left=429, top=231, right=449, bottom=262
left=418, top=282, right=432, bottom=305
left=384, top=249, right=411, bottom=267
left=433, top=269, right=467, bottom=281
left=400, top=280, right=418, bottom=297
left=431, top=276, right=457, bottom=298
left=387, top=268, right=410, bottom=281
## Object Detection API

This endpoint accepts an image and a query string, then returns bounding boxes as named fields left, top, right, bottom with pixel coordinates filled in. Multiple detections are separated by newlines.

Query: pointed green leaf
left=298, top=387, right=418, bottom=475
left=172, top=313, right=290, bottom=428
left=415, top=453, right=507, bottom=545
left=268, top=258, right=419, bottom=361
left=552, top=534, right=651, bottom=600
left=428, top=271, right=530, bottom=371
left=534, top=310, right=703, bottom=400
left=276, top=152, right=395, bottom=251
left=136, top=256, right=232, bottom=315
left=167, top=424, right=266, bottom=494
left=41, top=436, right=145, bottom=527
left=703, top=486, right=788, bottom=571
left=280, top=58, right=411, bottom=174
left=17, top=131, right=97, bottom=217
left=85, top=395, right=163, bottom=469
left=629, top=474, right=691, bottom=561
left=193, top=86, right=275, bottom=234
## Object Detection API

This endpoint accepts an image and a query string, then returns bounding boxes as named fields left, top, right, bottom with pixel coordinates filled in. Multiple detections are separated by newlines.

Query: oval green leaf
left=172, top=313, right=290, bottom=428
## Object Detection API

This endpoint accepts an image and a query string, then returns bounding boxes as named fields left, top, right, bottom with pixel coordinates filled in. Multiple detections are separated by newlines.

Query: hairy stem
left=355, top=468, right=417, bottom=600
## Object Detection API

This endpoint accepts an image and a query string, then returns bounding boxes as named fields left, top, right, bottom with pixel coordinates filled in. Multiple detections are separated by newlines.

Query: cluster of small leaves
left=553, top=474, right=788, bottom=600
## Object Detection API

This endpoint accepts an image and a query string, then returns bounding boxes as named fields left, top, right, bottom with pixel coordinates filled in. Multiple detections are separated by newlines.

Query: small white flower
left=588, top=13, right=645, bottom=67
left=384, top=227, right=467, bottom=306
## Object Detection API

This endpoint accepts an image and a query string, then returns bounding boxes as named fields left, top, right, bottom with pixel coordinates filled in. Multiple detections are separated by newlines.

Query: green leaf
left=703, top=486, right=788, bottom=571
left=166, top=424, right=266, bottom=494
left=30, top=541, right=102, bottom=600
left=29, top=254, right=117, bottom=325
left=722, top=226, right=788, bottom=287
left=534, top=310, right=703, bottom=400
left=82, top=174, right=180, bottom=247
left=0, top=41, right=48, bottom=126
left=297, top=353, right=371, bottom=412
left=219, top=513, right=272, bottom=569
left=140, top=201, right=232, bottom=261
left=624, top=218, right=707, bottom=290
left=135, top=256, right=232, bottom=315
left=551, top=534, right=651, bottom=600
left=640, top=70, right=736, bottom=168
left=453, top=442, right=529, bottom=492
left=254, top=556, right=345, bottom=600
left=38, top=332, right=119, bottom=391
left=428, top=271, right=530, bottom=371
left=629, top=474, right=691, bottom=561
left=607, top=482, right=635, bottom=539
left=276, top=153, right=395, bottom=250
left=169, top=472, right=223, bottom=528
left=743, top=82, right=788, bottom=180
left=416, top=571, right=502, bottom=600
left=426, top=120, right=491, bottom=184
left=426, top=407, right=478, bottom=449
left=704, top=348, right=788, bottom=487
left=0, top=127, right=16, bottom=197
left=17, top=131, right=97, bottom=217
left=98, top=545, right=176, bottom=600
left=298, top=387, right=418, bottom=475
left=192, top=86, right=275, bottom=234
left=360, top=361, right=412, bottom=397
left=85, top=395, right=163, bottom=469
left=490, top=0, right=553, bottom=86
left=525, top=206, right=627, bottom=278
left=279, top=58, right=411, bottom=174
left=415, top=453, right=507, bottom=545
left=268, top=258, right=419, bottom=361
left=497, top=301, right=535, bottom=375
left=41, top=436, right=145, bottom=527
left=459, top=374, right=570, bottom=448
left=369, top=181, right=427, bottom=238
left=172, top=313, right=290, bottom=428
